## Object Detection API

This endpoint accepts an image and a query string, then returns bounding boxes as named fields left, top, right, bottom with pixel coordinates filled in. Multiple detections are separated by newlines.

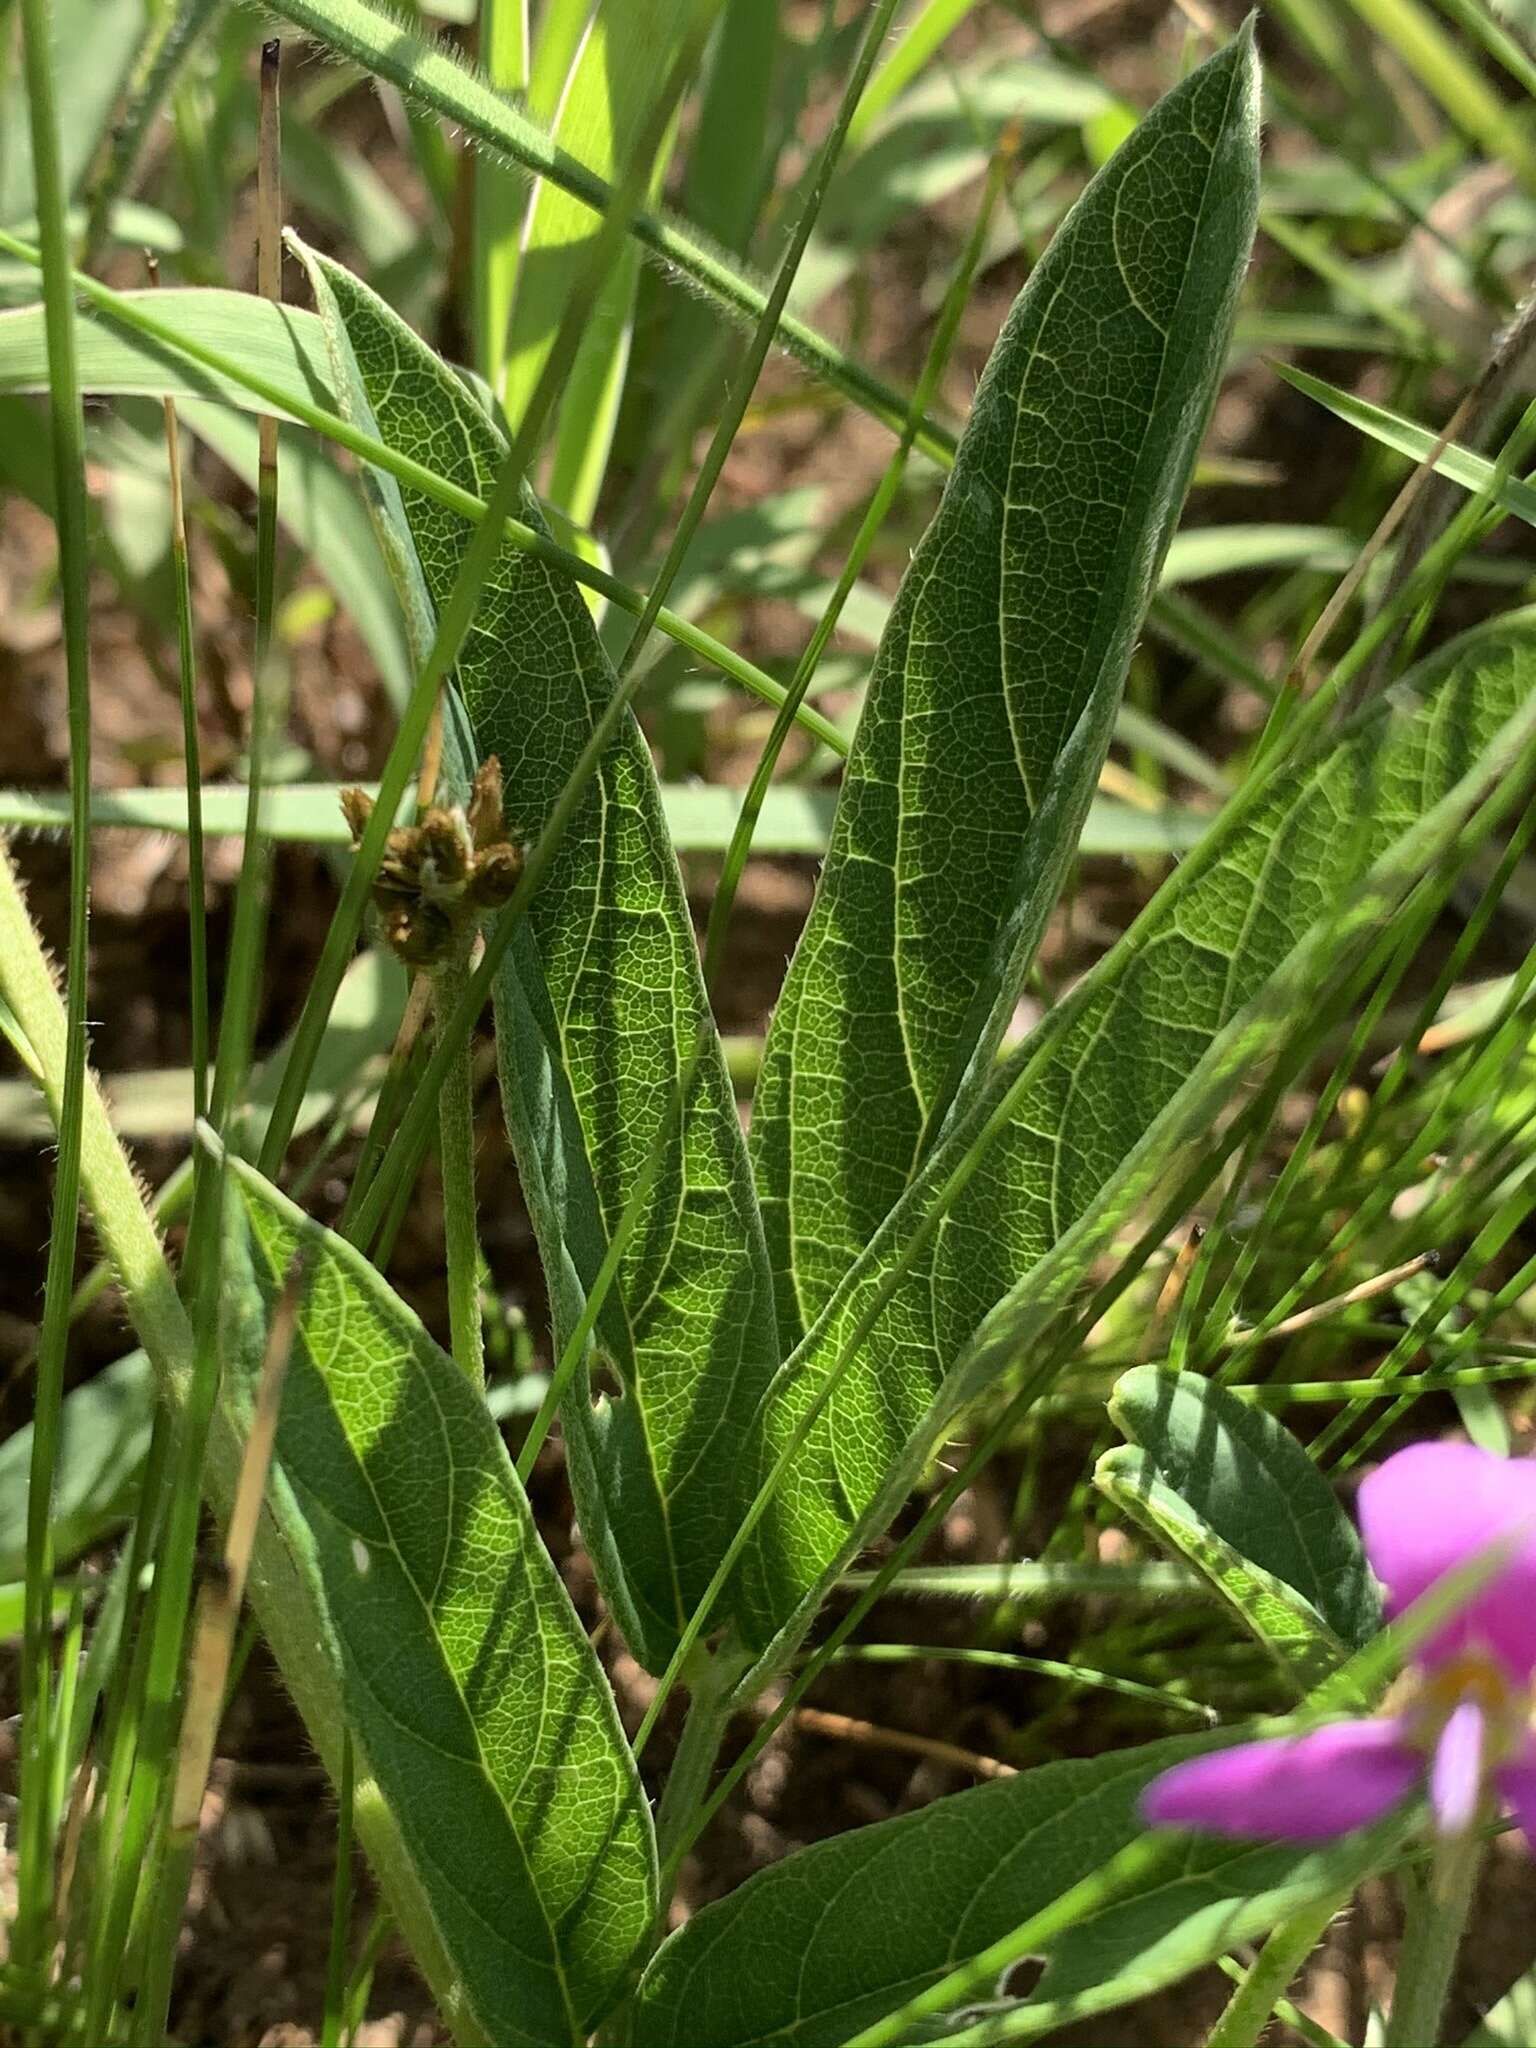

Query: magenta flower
left=1142, top=1442, right=1536, bottom=1846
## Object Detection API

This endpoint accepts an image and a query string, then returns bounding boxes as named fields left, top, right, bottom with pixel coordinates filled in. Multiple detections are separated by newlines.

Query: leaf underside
left=733, top=610, right=1536, bottom=1654
left=306, top=251, right=780, bottom=1673
left=1107, top=1364, right=1383, bottom=1656
left=749, top=25, right=1261, bottom=1355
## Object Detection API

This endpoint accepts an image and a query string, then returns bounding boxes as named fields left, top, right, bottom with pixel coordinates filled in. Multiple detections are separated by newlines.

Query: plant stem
left=653, top=1644, right=744, bottom=1876
left=1386, top=1833, right=1481, bottom=2047
left=15, top=0, right=95, bottom=1977
left=1205, top=1893, right=1343, bottom=2048
left=319, top=1739, right=356, bottom=2048
left=434, top=954, right=484, bottom=1387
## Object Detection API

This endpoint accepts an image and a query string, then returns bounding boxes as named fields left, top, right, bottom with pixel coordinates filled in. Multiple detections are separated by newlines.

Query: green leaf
left=0, top=1349, right=153, bottom=1580
left=732, top=610, right=1536, bottom=1658
left=1276, top=361, right=1536, bottom=529
left=222, top=1160, right=657, bottom=2047
left=302, top=248, right=781, bottom=1672
left=1094, top=1449, right=1352, bottom=1691
left=0, top=780, right=1205, bottom=857
left=1107, top=1365, right=1382, bottom=1651
left=749, top=28, right=1260, bottom=1350
left=631, top=1730, right=1396, bottom=2047
left=0, top=288, right=338, bottom=417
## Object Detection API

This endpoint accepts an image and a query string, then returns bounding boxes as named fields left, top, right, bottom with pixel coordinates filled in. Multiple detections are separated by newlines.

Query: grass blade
left=12, top=0, right=95, bottom=1981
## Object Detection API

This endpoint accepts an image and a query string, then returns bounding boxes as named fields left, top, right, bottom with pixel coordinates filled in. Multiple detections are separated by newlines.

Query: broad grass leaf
left=504, top=0, right=692, bottom=515
left=733, top=612, right=1536, bottom=1659
left=0, top=782, right=1202, bottom=857
left=630, top=1730, right=1396, bottom=2047
left=1106, top=1364, right=1381, bottom=1653
left=0, top=289, right=338, bottom=417
left=298, top=247, right=780, bottom=1674
left=222, top=1161, right=657, bottom=2047
left=749, top=28, right=1261, bottom=1351
left=0, top=1349, right=151, bottom=1579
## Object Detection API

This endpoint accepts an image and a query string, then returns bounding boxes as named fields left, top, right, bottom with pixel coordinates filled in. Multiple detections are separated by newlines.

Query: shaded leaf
left=631, top=1730, right=1396, bottom=2047
left=1095, top=1447, right=1351, bottom=1691
left=1107, top=1365, right=1381, bottom=1651
left=0, top=1349, right=152, bottom=1579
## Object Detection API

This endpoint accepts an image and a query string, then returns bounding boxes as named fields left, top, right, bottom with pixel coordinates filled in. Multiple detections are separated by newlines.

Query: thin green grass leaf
left=13, top=0, right=96, bottom=1980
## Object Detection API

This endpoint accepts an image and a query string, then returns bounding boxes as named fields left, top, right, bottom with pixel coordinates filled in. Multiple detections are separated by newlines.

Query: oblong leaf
left=733, top=612, right=1536, bottom=1656
left=631, top=1729, right=1397, bottom=2048
left=302, top=249, right=781, bottom=1673
left=1095, top=1445, right=1351, bottom=1690
left=222, top=1161, right=657, bottom=2047
left=749, top=27, right=1261, bottom=1349
left=1108, top=1364, right=1382, bottom=1651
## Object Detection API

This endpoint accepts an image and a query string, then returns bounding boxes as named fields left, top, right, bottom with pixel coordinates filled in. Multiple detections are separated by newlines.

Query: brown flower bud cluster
left=340, top=756, right=522, bottom=968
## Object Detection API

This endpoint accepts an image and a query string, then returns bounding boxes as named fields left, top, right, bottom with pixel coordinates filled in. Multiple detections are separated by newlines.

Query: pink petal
left=1428, top=1700, right=1484, bottom=1836
left=1358, top=1444, right=1536, bottom=1679
left=1142, top=1719, right=1421, bottom=1842
left=1495, top=1733, right=1536, bottom=1852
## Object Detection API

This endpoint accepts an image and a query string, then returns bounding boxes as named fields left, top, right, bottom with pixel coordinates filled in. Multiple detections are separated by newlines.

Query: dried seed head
left=466, top=754, right=506, bottom=850
left=417, top=808, right=471, bottom=892
left=339, top=786, right=375, bottom=843
left=345, top=758, right=520, bottom=969
left=380, top=899, right=455, bottom=968
left=467, top=842, right=522, bottom=910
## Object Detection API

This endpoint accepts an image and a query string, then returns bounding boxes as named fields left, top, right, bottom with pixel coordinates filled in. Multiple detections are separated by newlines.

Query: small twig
left=51, top=1750, right=95, bottom=1972
left=1151, top=1224, right=1205, bottom=1339
left=1234, top=1253, right=1435, bottom=1345
left=169, top=1253, right=304, bottom=1836
left=792, top=1707, right=1016, bottom=1782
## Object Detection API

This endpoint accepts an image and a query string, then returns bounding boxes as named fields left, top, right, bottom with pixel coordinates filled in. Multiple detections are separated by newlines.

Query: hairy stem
left=434, top=953, right=484, bottom=1387
left=1205, top=1892, right=1343, bottom=2048
left=1386, top=1835, right=1480, bottom=2048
